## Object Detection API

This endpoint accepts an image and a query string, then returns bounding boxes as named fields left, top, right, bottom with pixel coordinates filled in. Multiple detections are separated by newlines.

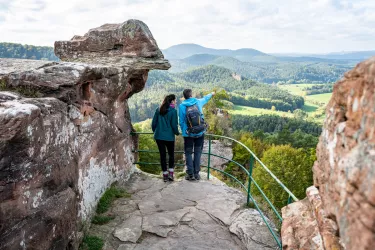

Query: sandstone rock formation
left=281, top=57, right=375, bottom=250
left=281, top=187, right=325, bottom=250
left=55, top=19, right=165, bottom=64
left=0, top=20, right=169, bottom=250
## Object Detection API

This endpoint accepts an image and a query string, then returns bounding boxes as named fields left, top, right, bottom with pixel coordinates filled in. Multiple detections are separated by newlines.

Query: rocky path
left=88, top=172, right=279, bottom=250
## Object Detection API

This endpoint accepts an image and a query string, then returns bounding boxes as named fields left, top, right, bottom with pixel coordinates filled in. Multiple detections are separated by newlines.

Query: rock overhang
left=54, top=19, right=170, bottom=69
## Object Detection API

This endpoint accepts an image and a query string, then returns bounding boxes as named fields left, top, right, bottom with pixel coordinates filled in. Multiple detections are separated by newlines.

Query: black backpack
left=185, top=104, right=207, bottom=135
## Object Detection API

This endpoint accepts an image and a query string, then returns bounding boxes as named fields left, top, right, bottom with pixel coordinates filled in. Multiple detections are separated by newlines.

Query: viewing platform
left=87, top=171, right=279, bottom=250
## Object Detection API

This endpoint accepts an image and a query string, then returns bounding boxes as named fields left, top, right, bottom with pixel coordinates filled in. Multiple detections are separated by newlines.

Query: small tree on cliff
left=253, top=145, right=315, bottom=209
left=202, top=88, right=231, bottom=135
left=225, top=132, right=271, bottom=183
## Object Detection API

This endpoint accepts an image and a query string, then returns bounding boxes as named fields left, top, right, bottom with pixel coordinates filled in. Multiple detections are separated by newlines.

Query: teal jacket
left=152, top=107, right=179, bottom=141
left=179, top=93, right=213, bottom=137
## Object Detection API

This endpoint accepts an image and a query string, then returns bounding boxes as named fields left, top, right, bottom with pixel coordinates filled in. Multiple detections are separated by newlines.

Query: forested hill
left=129, top=66, right=304, bottom=122
left=168, top=54, right=351, bottom=84
left=163, top=43, right=374, bottom=62
left=162, top=43, right=267, bottom=59
left=0, top=42, right=58, bottom=61
left=162, top=43, right=367, bottom=84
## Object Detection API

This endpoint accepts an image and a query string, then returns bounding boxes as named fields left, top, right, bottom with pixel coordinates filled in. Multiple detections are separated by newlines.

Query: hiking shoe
left=168, top=171, right=174, bottom=182
left=194, top=174, right=201, bottom=181
left=185, top=174, right=196, bottom=181
left=163, top=174, right=169, bottom=182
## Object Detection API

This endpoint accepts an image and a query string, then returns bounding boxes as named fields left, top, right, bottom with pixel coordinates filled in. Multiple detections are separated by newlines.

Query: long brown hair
left=160, top=94, right=176, bottom=115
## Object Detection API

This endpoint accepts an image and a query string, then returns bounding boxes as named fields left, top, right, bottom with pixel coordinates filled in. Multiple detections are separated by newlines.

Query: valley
left=130, top=43, right=350, bottom=208
left=229, top=84, right=331, bottom=122
left=1, top=41, right=373, bottom=224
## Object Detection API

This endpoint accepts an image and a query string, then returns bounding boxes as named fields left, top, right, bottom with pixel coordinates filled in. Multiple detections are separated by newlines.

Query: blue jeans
left=184, top=135, right=204, bottom=176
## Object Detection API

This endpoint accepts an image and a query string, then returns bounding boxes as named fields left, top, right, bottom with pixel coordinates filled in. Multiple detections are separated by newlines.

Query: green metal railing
left=131, top=132, right=298, bottom=249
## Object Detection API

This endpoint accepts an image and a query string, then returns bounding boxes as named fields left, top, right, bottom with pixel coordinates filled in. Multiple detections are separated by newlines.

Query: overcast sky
left=0, top=0, right=374, bottom=53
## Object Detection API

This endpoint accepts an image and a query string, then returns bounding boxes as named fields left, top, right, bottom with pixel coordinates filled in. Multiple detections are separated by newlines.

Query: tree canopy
left=0, top=42, right=58, bottom=61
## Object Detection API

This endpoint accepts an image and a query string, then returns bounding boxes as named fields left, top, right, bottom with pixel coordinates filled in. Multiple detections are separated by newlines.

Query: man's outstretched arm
left=198, top=92, right=215, bottom=106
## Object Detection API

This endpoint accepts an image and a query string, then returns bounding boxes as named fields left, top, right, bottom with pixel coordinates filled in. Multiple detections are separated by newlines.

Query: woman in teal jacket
left=152, top=94, right=179, bottom=182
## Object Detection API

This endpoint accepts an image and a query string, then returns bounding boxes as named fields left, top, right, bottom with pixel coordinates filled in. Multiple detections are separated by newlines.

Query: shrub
left=253, top=145, right=315, bottom=209
left=91, top=215, right=115, bottom=225
left=96, top=186, right=130, bottom=214
left=80, top=236, right=104, bottom=250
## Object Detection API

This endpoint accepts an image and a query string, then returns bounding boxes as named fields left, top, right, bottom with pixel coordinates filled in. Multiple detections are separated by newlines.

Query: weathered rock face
left=55, top=19, right=164, bottom=63
left=281, top=187, right=325, bottom=250
left=281, top=57, right=375, bottom=250
left=0, top=20, right=169, bottom=250
left=314, top=56, right=375, bottom=249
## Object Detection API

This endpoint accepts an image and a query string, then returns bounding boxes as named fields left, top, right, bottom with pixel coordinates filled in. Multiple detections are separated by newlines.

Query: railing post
left=207, top=135, right=212, bottom=180
left=287, top=194, right=293, bottom=205
left=247, top=156, right=254, bottom=205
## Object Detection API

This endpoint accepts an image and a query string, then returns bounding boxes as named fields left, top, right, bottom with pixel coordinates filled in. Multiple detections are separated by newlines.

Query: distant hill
left=177, top=65, right=235, bottom=84
left=163, top=43, right=360, bottom=67
left=0, top=42, right=58, bottom=61
left=180, top=53, right=355, bottom=65
left=167, top=55, right=350, bottom=84
left=182, top=54, right=219, bottom=65
left=162, top=43, right=267, bottom=59
left=272, top=51, right=375, bottom=61
left=316, top=51, right=375, bottom=60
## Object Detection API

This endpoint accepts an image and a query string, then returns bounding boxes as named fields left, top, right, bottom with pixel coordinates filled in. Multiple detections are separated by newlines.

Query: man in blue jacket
left=179, top=89, right=215, bottom=181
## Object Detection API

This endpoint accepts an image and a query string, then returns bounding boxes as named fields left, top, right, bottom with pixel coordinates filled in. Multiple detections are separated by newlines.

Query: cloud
left=0, top=0, right=374, bottom=53
left=0, top=0, right=10, bottom=10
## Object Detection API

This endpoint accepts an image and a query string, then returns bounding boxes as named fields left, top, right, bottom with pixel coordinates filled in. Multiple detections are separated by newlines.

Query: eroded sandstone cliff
left=0, top=20, right=169, bottom=249
left=281, top=57, right=375, bottom=250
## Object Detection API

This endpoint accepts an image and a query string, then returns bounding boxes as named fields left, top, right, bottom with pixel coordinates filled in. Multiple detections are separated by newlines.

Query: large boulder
left=55, top=19, right=165, bottom=64
left=0, top=19, right=170, bottom=249
left=281, top=57, right=375, bottom=250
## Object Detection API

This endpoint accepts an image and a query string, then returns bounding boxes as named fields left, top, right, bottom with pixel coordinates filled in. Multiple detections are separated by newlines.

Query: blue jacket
left=179, top=93, right=213, bottom=137
left=152, top=107, right=179, bottom=141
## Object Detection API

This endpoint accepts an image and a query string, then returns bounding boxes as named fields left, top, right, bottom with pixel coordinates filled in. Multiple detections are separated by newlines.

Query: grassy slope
left=229, top=105, right=294, bottom=118
left=231, top=84, right=332, bottom=123
left=301, top=102, right=319, bottom=112
left=278, top=84, right=313, bottom=96
left=278, top=84, right=332, bottom=105
left=306, top=93, right=332, bottom=104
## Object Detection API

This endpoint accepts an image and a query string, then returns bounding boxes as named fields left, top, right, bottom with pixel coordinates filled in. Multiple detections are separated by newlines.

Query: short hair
left=183, top=89, right=192, bottom=99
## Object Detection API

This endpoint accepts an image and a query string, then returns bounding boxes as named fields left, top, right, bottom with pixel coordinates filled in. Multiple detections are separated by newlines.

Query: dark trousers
left=184, top=135, right=204, bottom=176
left=156, top=140, right=175, bottom=172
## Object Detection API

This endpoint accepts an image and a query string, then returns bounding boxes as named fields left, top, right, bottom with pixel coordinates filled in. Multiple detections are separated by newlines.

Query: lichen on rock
left=54, top=19, right=169, bottom=66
